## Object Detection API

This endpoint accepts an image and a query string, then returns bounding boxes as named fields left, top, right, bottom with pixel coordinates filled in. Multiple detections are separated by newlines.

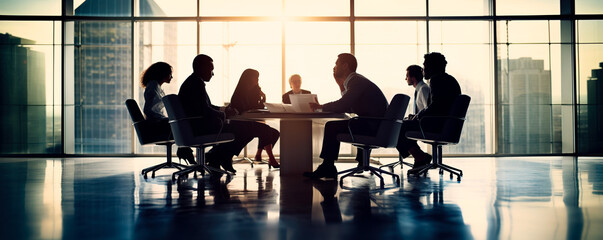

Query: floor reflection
left=0, top=157, right=602, bottom=239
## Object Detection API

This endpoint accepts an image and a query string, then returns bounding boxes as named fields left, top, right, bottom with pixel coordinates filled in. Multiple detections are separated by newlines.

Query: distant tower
left=73, top=0, right=172, bottom=153
left=584, top=62, right=603, bottom=153
left=0, top=34, right=47, bottom=153
left=498, top=57, right=553, bottom=154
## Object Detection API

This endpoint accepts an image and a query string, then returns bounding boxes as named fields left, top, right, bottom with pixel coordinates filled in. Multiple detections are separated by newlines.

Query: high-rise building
left=498, top=57, right=553, bottom=154
left=0, top=33, right=47, bottom=153
left=73, top=0, right=173, bottom=153
left=582, top=62, right=603, bottom=153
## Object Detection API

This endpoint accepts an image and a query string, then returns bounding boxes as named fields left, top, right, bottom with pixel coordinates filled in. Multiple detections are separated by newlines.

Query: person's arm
left=282, top=92, right=291, bottom=104
left=416, top=84, right=431, bottom=112
left=322, top=77, right=364, bottom=113
left=142, top=81, right=166, bottom=120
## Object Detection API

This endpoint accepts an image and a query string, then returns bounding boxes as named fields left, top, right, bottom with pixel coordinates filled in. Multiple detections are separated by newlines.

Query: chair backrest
left=441, top=94, right=471, bottom=143
left=125, top=99, right=145, bottom=123
left=375, top=94, right=411, bottom=147
left=162, top=94, right=195, bottom=146
left=125, top=99, right=156, bottom=144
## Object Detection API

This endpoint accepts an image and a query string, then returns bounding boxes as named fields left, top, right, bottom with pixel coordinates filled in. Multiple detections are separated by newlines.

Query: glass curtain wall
left=0, top=0, right=602, bottom=155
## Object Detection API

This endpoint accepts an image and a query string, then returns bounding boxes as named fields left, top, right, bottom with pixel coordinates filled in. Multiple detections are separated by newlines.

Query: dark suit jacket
left=322, top=73, right=388, bottom=118
left=282, top=89, right=311, bottom=104
left=417, top=72, right=461, bottom=118
left=178, top=74, right=224, bottom=135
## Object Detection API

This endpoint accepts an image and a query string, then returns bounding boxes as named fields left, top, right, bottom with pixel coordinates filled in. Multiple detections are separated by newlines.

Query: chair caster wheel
left=457, top=176, right=461, bottom=182
left=450, top=173, right=453, bottom=179
left=439, top=169, right=444, bottom=175
left=143, top=173, right=148, bottom=179
left=151, top=172, right=155, bottom=178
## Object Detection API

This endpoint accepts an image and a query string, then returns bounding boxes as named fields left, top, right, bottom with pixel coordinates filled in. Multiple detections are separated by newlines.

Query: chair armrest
left=416, top=116, right=465, bottom=139
left=170, top=116, right=228, bottom=142
left=346, top=116, right=402, bottom=142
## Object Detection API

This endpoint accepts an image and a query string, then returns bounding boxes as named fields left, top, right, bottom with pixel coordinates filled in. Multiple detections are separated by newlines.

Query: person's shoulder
left=283, top=90, right=293, bottom=95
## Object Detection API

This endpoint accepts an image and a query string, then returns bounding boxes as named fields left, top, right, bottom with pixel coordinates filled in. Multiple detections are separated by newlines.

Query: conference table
left=231, top=111, right=348, bottom=176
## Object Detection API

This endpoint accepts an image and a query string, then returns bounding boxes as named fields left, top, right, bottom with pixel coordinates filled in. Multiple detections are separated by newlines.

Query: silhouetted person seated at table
left=397, top=52, right=461, bottom=174
left=178, top=54, right=260, bottom=174
left=304, top=53, right=389, bottom=179
left=227, top=68, right=281, bottom=168
left=282, top=74, right=311, bottom=104
left=140, top=61, right=195, bottom=164
left=405, top=64, right=431, bottom=119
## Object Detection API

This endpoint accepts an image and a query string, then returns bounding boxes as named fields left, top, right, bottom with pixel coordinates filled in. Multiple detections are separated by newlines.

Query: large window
left=0, top=21, right=62, bottom=154
left=577, top=20, right=603, bottom=154
left=0, top=0, right=602, bottom=156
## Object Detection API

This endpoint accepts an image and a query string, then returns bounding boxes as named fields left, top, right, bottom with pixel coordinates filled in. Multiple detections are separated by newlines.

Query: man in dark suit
left=304, top=53, right=389, bottom=179
left=282, top=74, right=311, bottom=104
left=397, top=52, right=461, bottom=174
left=178, top=54, right=256, bottom=173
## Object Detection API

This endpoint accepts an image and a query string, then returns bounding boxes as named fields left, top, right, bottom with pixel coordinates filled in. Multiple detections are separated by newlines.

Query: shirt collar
left=342, top=72, right=357, bottom=95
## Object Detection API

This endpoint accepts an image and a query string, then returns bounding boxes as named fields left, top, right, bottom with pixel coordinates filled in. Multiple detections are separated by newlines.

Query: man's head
left=192, top=54, right=214, bottom=82
left=289, top=74, right=302, bottom=92
left=423, top=52, right=447, bottom=80
left=406, top=65, right=423, bottom=87
left=333, top=53, right=357, bottom=79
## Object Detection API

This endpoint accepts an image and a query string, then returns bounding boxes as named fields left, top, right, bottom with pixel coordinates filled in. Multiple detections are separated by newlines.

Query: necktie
left=414, top=89, right=418, bottom=114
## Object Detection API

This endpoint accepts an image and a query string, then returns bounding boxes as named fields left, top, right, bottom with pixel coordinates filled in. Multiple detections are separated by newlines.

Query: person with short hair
left=282, top=74, right=311, bottom=104
left=304, top=53, right=389, bottom=179
left=397, top=52, right=462, bottom=174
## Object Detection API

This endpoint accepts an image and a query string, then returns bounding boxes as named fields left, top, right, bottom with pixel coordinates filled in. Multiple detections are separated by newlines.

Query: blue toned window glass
left=0, top=21, right=62, bottom=154
left=71, top=0, right=132, bottom=17
left=576, top=20, right=603, bottom=154
left=66, top=21, right=132, bottom=154
left=496, top=20, right=569, bottom=154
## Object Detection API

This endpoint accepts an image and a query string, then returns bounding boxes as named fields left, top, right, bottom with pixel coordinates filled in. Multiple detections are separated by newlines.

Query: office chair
left=336, top=94, right=410, bottom=188
left=405, top=94, right=471, bottom=181
left=162, top=94, right=235, bottom=182
left=125, top=99, right=188, bottom=179
left=379, top=153, right=414, bottom=172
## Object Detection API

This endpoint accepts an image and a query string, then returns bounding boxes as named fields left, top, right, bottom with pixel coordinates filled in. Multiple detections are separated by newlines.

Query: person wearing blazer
left=304, top=53, right=389, bottom=179
left=178, top=54, right=258, bottom=174
left=282, top=74, right=311, bottom=104
left=397, top=52, right=462, bottom=174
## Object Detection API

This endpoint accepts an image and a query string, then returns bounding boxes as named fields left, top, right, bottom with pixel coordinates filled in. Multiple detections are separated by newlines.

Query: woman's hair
left=231, top=68, right=260, bottom=99
left=141, top=62, right=172, bottom=87
left=230, top=68, right=262, bottom=112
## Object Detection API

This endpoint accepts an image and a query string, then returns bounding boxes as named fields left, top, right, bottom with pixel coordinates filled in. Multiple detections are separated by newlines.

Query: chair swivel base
left=141, top=161, right=189, bottom=179
left=171, top=164, right=231, bottom=182
left=339, top=165, right=400, bottom=189
left=407, top=162, right=463, bottom=181
left=233, top=157, right=255, bottom=167
left=379, top=160, right=414, bottom=172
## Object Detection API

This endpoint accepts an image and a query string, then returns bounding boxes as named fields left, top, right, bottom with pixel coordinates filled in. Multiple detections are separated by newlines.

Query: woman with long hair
left=228, top=68, right=280, bottom=169
left=141, top=62, right=195, bottom=165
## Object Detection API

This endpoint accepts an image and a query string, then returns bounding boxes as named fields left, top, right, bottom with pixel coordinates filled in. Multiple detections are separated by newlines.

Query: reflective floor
left=0, top=156, right=601, bottom=240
